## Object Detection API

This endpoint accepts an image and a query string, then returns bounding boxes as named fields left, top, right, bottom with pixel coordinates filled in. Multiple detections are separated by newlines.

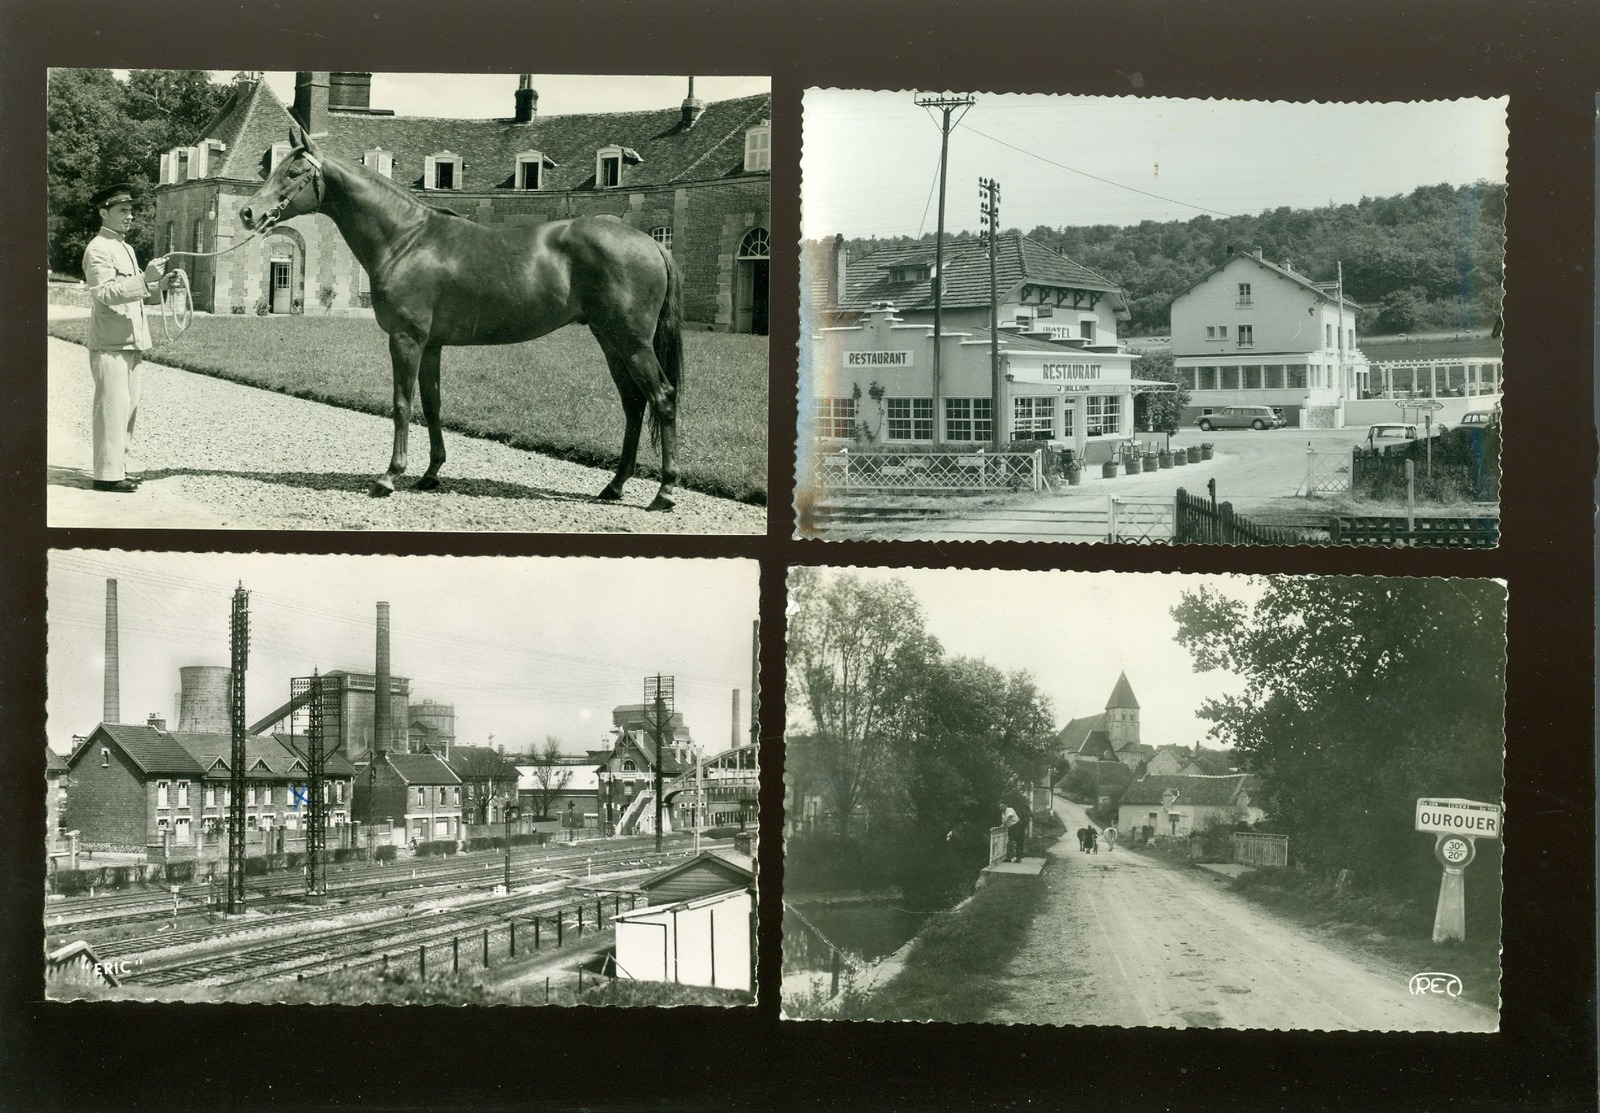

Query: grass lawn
left=49, top=315, right=769, bottom=503
left=815, top=875, right=1047, bottom=1023
left=1359, top=335, right=1503, bottom=362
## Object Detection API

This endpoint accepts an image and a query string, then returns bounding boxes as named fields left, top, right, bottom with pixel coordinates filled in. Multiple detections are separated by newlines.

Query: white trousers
left=89, top=349, right=142, bottom=481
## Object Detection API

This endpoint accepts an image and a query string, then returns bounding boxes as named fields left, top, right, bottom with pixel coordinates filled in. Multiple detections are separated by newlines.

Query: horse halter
left=258, top=150, right=325, bottom=232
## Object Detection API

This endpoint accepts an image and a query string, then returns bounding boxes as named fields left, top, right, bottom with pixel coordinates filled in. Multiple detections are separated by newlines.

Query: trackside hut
left=812, top=308, right=1171, bottom=466
left=613, top=850, right=755, bottom=992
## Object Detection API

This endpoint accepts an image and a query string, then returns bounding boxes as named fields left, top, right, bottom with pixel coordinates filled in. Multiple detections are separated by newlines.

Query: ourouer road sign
left=1415, top=797, right=1502, bottom=838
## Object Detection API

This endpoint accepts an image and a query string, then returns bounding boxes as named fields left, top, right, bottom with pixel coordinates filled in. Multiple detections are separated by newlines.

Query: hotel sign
left=1040, top=362, right=1103, bottom=381
left=847, top=351, right=914, bottom=368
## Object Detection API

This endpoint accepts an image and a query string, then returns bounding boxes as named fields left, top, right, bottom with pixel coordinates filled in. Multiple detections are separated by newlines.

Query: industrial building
left=150, top=72, right=771, bottom=332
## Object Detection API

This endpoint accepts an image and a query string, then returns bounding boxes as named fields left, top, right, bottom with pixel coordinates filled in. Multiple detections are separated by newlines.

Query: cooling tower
left=103, top=579, right=119, bottom=724
left=178, top=666, right=233, bottom=733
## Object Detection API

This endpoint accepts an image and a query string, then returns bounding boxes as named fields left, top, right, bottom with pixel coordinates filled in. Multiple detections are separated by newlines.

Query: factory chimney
left=104, top=579, right=120, bottom=725
left=375, top=601, right=392, bottom=760
left=731, top=689, right=740, bottom=752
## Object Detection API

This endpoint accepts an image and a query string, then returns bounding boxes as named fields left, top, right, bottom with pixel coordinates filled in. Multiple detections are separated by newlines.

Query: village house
left=351, top=750, right=463, bottom=845
left=63, top=720, right=354, bottom=853
left=1167, top=247, right=1370, bottom=428
left=595, top=703, right=693, bottom=837
left=150, top=72, right=771, bottom=332
left=1116, top=773, right=1264, bottom=838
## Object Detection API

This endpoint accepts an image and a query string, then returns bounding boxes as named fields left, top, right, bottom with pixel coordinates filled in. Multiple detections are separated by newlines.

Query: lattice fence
left=816, top=449, right=1043, bottom=493
left=1302, top=450, right=1352, bottom=495
left=1108, top=497, right=1176, bottom=543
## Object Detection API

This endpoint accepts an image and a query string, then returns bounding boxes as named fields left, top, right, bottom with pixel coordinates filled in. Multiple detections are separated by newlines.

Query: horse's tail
left=649, top=242, right=684, bottom=447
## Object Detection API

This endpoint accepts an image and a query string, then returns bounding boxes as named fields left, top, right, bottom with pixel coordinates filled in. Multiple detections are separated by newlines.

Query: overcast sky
left=48, top=551, right=758, bottom=762
left=216, top=72, right=769, bottom=119
left=791, top=567, right=1264, bottom=751
left=802, top=91, right=1508, bottom=239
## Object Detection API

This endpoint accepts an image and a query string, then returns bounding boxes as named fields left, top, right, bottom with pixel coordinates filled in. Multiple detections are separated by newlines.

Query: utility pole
left=645, top=675, right=675, bottom=854
left=980, top=176, right=1003, bottom=450
left=1336, top=260, right=1347, bottom=403
left=226, top=583, right=249, bottom=914
left=915, top=92, right=975, bottom=449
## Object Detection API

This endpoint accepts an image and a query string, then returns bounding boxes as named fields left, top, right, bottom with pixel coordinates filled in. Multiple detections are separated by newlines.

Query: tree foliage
left=447, top=746, right=519, bottom=825
left=48, top=68, right=233, bottom=275
left=787, top=569, right=940, bottom=834
left=1171, top=576, right=1506, bottom=897
left=524, top=735, right=575, bottom=820
left=845, top=182, right=1506, bottom=336
left=1131, top=349, right=1187, bottom=440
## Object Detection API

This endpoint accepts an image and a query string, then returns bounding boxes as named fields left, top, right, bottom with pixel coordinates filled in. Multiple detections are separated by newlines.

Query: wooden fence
left=1329, top=515, right=1499, bottom=548
left=1174, top=488, right=1317, bottom=545
left=1232, top=832, right=1289, bottom=868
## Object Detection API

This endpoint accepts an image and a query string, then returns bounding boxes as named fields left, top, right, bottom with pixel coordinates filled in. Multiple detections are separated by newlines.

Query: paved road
left=46, top=334, right=764, bottom=534
left=984, top=796, right=1496, bottom=1031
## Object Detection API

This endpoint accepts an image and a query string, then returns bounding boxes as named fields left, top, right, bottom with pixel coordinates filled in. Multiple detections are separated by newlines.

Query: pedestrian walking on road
left=82, top=182, right=166, bottom=493
left=1087, top=827, right=1098, bottom=854
left=1000, top=802, right=1021, bottom=862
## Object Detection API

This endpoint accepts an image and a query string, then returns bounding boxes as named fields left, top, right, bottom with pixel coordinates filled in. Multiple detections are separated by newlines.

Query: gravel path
left=48, top=335, right=765, bottom=534
left=984, top=796, right=1497, bottom=1031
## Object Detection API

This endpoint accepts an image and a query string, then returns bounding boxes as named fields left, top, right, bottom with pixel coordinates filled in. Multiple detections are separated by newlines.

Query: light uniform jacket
left=82, top=229, right=155, bottom=351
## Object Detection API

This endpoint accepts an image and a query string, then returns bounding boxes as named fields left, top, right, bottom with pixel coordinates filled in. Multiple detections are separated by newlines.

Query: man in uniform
left=82, top=183, right=165, bottom=493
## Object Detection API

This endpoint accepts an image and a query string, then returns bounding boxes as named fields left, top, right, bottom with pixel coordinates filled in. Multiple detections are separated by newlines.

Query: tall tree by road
left=1131, top=350, right=1188, bottom=446
left=1171, top=576, right=1505, bottom=896
left=48, top=68, right=233, bottom=275
left=787, top=568, right=940, bottom=835
left=525, top=736, right=575, bottom=820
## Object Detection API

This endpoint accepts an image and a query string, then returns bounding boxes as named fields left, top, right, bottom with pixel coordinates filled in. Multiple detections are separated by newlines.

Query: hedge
left=374, top=844, right=398, bottom=863
left=413, top=840, right=458, bottom=857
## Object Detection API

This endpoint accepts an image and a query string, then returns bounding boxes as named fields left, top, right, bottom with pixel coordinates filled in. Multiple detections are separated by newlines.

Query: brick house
left=63, top=721, right=354, bottom=853
left=351, top=751, right=463, bottom=845
left=596, top=708, right=692, bottom=837
left=151, top=72, right=771, bottom=332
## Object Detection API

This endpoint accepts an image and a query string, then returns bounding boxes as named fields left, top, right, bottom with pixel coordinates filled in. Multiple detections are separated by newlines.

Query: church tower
left=1104, top=672, right=1141, bottom=752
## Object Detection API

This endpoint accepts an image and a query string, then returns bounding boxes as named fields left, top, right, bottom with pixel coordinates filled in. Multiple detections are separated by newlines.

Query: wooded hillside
left=845, top=182, right=1505, bottom=336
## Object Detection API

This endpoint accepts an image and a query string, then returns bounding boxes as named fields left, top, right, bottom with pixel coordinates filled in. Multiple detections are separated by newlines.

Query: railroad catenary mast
left=226, top=583, right=250, bottom=914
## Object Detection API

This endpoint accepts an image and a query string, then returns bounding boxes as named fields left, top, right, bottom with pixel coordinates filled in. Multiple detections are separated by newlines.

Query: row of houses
left=804, top=234, right=1502, bottom=449
left=53, top=699, right=756, bottom=855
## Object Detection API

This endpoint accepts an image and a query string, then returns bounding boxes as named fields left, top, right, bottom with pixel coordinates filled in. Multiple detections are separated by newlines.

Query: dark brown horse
left=239, top=123, right=683, bottom=510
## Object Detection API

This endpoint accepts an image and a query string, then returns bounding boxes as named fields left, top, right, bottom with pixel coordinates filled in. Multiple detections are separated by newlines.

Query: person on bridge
left=1000, top=802, right=1021, bottom=862
left=82, top=182, right=167, bottom=494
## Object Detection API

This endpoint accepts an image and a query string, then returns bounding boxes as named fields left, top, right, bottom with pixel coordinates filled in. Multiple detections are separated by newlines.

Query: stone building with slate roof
left=63, top=720, right=356, bottom=852
left=152, top=72, right=771, bottom=331
left=1057, top=673, right=1146, bottom=770
left=1115, top=772, right=1264, bottom=837
left=1167, top=246, right=1370, bottom=427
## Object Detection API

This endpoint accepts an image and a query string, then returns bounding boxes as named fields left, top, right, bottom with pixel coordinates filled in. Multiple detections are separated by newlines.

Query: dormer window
left=744, top=121, right=771, bottom=172
left=270, top=141, right=292, bottom=172
left=515, top=150, right=549, bottom=191
left=425, top=151, right=463, bottom=190
left=195, top=139, right=225, bottom=178
left=363, top=148, right=393, bottom=179
left=597, top=146, right=623, bottom=188
left=888, top=264, right=933, bottom=284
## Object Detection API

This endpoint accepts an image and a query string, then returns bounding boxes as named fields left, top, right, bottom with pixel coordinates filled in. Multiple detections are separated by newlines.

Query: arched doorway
left=734, top=227, right=769, bottom=335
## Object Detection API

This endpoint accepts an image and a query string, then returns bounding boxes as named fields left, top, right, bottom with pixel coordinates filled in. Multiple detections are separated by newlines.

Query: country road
left=46, top=333, right=764, bottom=534
left=986, top=796, right=1496, bottom=1031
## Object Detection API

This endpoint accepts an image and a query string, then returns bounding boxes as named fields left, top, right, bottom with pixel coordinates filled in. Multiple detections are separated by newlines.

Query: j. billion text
left=1409, top=972, right=1463, bottom=997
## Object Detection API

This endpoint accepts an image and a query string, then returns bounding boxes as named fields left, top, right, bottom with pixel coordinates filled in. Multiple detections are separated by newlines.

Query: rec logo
left=1408, top=972, right=1463, bottom=997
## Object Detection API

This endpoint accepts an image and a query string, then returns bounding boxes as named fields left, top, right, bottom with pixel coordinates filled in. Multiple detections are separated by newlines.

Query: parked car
left=1458, top=410, right=1497, bottom=428
left=1367, top=422, right=1419, bottom=443
left=1195, top=406, right=1287, bottom=431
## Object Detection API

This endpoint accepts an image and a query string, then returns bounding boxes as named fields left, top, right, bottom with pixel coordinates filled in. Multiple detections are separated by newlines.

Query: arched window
left=622, top=759, right=637, bottom=772
left=515, top=150, right=548, bottom=191
left=650, top=226, right=673, bottom=249
left=425, top=151, right=462, bottom=190
left=737, top=227, right=769, bottom=259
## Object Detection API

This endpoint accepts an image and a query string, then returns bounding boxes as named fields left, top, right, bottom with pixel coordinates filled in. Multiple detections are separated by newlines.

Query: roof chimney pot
left=515, top=74, right=538, bottom=123
left=681, top=76, right=706, bottom=129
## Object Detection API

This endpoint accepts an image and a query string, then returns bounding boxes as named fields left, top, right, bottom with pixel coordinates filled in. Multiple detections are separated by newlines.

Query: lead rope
left=149, top=152, right=324, bottom=343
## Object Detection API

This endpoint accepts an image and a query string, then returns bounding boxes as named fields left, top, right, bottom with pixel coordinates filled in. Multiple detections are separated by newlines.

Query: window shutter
left=160, top=153, right=172, bottom=184
left=424, top=154, right=436, bottom=188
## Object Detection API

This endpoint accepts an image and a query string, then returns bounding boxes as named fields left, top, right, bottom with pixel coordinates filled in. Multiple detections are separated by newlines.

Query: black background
left=2, top=0, right=1595, bottom=1109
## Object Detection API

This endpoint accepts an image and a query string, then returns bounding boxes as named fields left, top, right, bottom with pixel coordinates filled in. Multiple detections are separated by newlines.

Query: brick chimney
left=147, top=713, right=167, bottom=731
left=293, top=71, right=331, bottom=136
left=515, top=74, right=538, bottom=123
left=680, top=76, right=705, bottom=129
left=103, top=579, right=119, bottom=725
left=374, top=601, right=391, bottom=760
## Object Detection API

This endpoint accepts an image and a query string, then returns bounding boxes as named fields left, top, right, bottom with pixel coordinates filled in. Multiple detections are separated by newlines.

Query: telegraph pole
left=980, top=176, right=1003, bottom=450
left=915, top=92, right=975, bottom=448
left=226, top=583, right=250, bottom=914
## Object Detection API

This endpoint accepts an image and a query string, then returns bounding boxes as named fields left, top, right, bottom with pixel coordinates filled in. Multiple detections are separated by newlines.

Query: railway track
left=98, top=844, right=691, bottom=961
left=47, top=836, right=697, bottom=933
